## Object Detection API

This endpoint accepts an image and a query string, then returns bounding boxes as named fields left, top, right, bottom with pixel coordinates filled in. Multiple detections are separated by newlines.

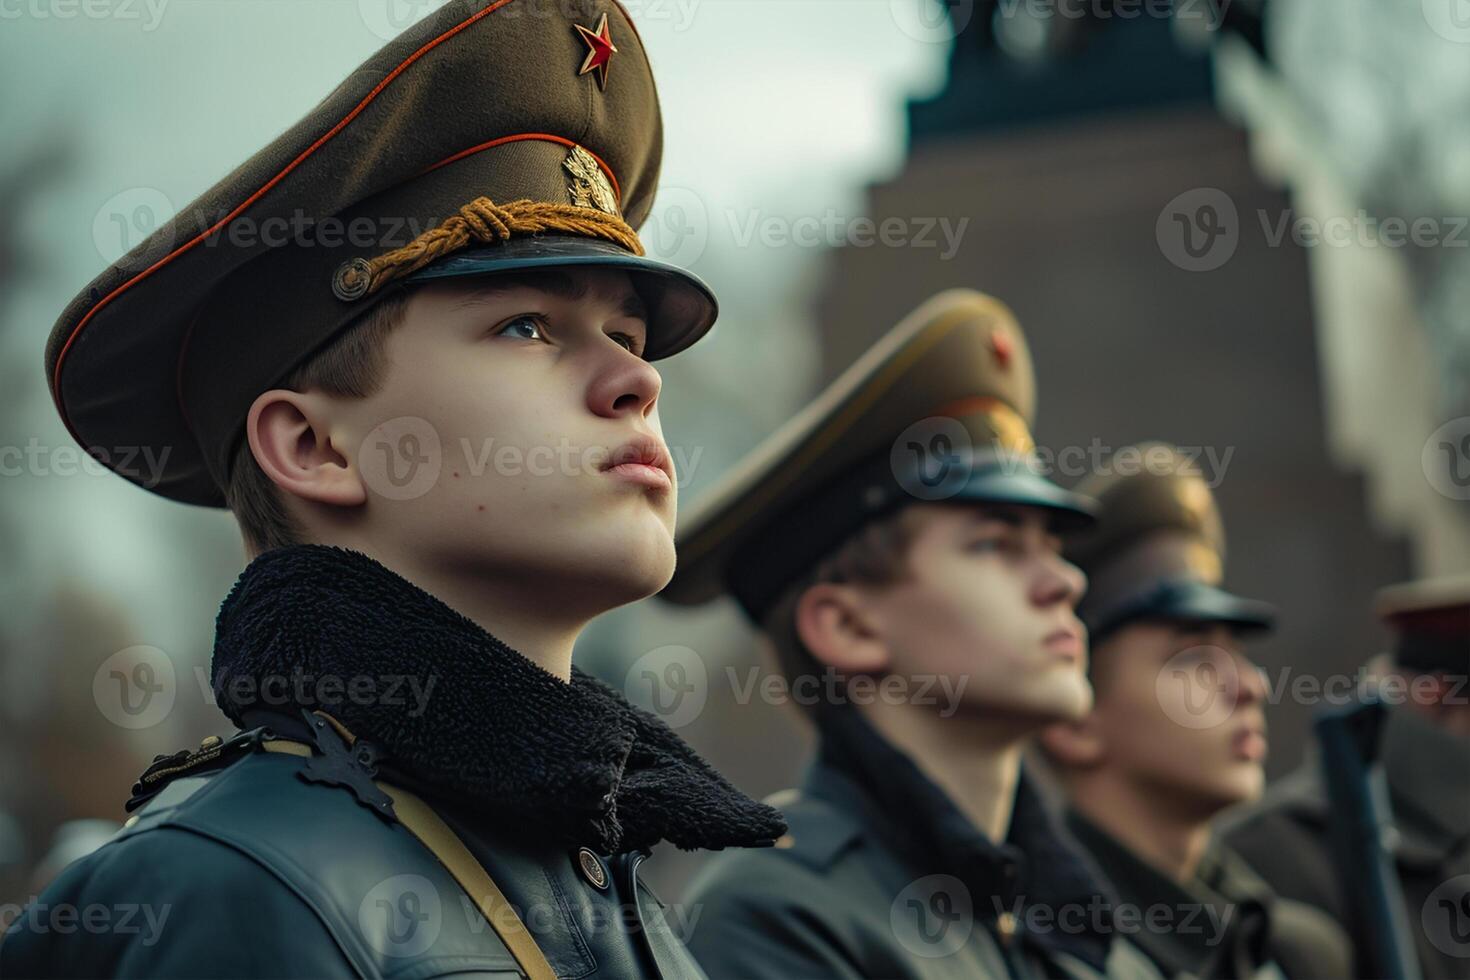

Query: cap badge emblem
left=574, top=12, right=617, bottom=91
left=564, top=145, right=620, bottom=217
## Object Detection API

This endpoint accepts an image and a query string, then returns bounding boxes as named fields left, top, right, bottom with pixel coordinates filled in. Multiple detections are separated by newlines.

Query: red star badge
left=574, top=13, right=617, bottom=91
left=989, top=328, right=1014, bottom=369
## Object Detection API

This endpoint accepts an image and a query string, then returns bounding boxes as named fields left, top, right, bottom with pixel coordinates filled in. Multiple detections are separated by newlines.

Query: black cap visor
left=403, top=235, right=717, bottom=360
left=1088, top=579, right=1276, bottom=642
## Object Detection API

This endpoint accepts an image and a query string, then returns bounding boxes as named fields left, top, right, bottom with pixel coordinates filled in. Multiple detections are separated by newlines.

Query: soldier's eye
left=494, top=314, right=547, bottom=342
left=609, top=331, right=644, bottom=357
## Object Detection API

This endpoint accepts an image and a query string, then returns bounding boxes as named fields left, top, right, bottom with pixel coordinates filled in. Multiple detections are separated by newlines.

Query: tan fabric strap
left=262, top=737, right=558, bottom=980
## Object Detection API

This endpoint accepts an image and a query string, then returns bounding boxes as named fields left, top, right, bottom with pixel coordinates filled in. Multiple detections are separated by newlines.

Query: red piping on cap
left=421, top=133, right=622, bottom=203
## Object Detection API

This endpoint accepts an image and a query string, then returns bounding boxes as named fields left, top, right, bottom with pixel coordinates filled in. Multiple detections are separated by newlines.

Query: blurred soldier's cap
left=1066, top=443, right=1275, bottom=642
left=44, top=0, right=714, bottom=508
left=661, top=289, right=1097, bottom=622
left=1374, top=576, right=1470, bottom=674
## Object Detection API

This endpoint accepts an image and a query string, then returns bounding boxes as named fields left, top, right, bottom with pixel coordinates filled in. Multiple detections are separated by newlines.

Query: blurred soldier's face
left=335, top=268, right=677, bottom=613
left=865, top=503, right=1093, bottom=724
left=1088, top=622, right=1268, bottom=813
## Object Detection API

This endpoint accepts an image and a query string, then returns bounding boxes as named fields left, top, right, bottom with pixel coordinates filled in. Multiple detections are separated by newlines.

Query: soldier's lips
left=601, top=434, right=674, bottom=491
left=1232, top=725, right=1268, bottom=762
left=1043, top=627, right=1084, bottom=662
left=603, top=461, right=672, bottom=490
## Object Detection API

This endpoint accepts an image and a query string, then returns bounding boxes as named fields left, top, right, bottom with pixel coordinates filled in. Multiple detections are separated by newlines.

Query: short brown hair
left=759, top=505, right=926, bottom=703
left=223, top=291, right=413, bottom=555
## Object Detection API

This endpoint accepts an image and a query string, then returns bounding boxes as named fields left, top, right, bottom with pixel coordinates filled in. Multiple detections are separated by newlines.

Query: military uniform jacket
left=0, top=545, right=785, bottom=979
left=1065, top=811, right=1350, bottom=979
left=683, top=705, right=1164, bottom=980
left=1221, top=705, right=1470, bottom=979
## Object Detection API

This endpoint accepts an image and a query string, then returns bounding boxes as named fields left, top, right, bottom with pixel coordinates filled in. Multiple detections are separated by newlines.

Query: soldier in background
left=1037, top=444, right=1351, bottom=979
left=1223, top=576, right=1470, bottom=979
left=662, top=290, right=1162, bottom=979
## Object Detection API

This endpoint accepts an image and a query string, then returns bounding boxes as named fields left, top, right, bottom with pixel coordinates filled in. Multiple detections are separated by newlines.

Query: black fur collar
left=210, top=544, right=784, bottom=854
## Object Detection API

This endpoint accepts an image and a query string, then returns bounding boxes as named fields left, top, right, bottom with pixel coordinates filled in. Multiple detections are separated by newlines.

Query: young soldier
left=1223, top=576, right=1470, bottom=979
left=661, top=290, right=1162, bottom=979
left=1037, top=445, right=1351, bottom=979
left=1, top=2, right=783, bottom=976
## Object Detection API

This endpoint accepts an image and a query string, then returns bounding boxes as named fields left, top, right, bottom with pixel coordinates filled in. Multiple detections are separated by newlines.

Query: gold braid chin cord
left=332, top=197, right=645, bottom=301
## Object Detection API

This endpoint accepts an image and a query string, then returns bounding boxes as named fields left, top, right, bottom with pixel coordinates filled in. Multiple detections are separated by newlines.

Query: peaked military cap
left=661, top=289, right=1096, bottom=621
left=44, top=0, right=715, bottom=507
left=1374, top=575, right=1470, bottom=674
left=1066, top=443, right=1274, bottom=642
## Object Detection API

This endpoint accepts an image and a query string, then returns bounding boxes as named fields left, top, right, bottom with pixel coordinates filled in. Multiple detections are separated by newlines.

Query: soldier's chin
left=583, top=528, right=677, bottom=606
left=973, top=676, right=1093, bottom=725
left=1190, top=765, right=1264, bottom=811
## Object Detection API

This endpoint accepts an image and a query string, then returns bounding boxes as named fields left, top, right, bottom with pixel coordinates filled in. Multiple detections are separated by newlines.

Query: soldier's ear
left=1037, top=717, right=1107, bottom=770
left=246, top=388, right=368, bottom=509
left=794, top=582, right=890, bottom=675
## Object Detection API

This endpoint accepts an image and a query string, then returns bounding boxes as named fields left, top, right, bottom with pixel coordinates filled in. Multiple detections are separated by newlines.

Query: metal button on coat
left=577, top=847, right=608, bottom=890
